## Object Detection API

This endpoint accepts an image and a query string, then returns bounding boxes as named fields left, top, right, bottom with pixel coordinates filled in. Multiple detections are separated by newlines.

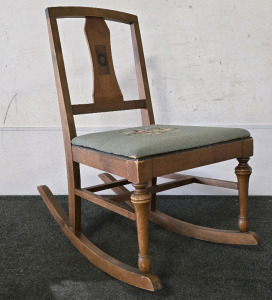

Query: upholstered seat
left=72, top=124, right=250, bottom=159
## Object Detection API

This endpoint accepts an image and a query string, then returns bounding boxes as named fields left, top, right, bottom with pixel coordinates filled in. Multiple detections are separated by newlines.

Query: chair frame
left=38, top=7, right=260, bottom=291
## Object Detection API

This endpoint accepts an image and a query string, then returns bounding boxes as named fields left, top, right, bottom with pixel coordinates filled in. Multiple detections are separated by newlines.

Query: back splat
left=84, top=17, right=124, bottom=105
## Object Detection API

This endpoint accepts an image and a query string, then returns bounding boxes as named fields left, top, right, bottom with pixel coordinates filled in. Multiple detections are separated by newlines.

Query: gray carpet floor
left=1, top=195, right=271, bottom=300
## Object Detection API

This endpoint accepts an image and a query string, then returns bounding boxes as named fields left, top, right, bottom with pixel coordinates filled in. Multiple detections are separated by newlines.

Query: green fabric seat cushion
left=72, top=124, right=250, bottom=159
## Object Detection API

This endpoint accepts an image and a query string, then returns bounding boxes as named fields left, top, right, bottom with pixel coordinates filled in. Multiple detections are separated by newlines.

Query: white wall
left=1, top=0, right=271, bottom=195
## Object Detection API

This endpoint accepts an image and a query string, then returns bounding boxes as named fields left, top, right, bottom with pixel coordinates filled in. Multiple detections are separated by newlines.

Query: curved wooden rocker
left=149, top=210, right=260, bottom=245
left=99, top=173, right=260, bottom=245
left=40, top=6, right=261, bottom=291
left=38, top=185, right=161, bottom=291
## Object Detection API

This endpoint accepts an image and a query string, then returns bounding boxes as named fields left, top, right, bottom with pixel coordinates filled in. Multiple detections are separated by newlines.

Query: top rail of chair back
left=45, top=7, right=138, bottom=24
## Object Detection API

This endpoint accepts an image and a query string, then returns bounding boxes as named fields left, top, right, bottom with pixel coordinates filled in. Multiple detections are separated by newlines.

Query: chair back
left=46, top=7, right=155, bottom=143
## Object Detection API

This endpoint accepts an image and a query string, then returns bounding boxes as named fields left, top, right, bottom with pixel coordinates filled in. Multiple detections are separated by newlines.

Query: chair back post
left=46, top=12, right=77, bottom=177
left=130, top=22, right=155, bottom=125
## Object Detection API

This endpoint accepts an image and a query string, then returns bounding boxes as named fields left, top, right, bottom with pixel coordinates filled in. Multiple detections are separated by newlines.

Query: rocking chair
left=38, top=7, right=260, bottom=291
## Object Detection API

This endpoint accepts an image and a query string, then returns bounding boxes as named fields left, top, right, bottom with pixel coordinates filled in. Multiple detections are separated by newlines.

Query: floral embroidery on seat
left=122, top=127, right=179, bottom=136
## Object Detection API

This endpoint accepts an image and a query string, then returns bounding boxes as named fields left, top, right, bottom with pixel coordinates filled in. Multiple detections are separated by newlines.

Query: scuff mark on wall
left=3, top=92, right=19, bottom=125
left=177, top=96, right=186, bottom=101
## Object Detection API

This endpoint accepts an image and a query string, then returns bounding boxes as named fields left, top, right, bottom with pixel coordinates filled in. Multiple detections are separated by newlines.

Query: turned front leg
left=235, top=158, right=252, bottom=232
left=131, top=183, right=151, bottom=274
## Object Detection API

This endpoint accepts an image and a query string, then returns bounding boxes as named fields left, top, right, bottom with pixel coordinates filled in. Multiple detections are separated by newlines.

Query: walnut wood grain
left=148, top=210, right=260, bottom=245
left=131, top=183, right=151, bottom=274
left=97, top=173, right=261, bottom=245
left=46, top=15, right=82, bottom=234
left=131, top=22, right=154, bottom=125
left=72, top=100, right=146, bottom=115
left=38, top=185, right=161, bottom=291
left=235, top=158, right=252, bottom=232
left=147, top=176, right=194, bottom=194
left=72, top=138, right=253, bottom=184
left=46, top=7, right=138, bottom=24
left=149, top=177, right=157, bottom=211
left=98, top=173, right=130, bottom=194
left=83, top=178, right=129, bottom=192
left=151, top=138, right=253, bottom=179
left=42, top=6, right=260, bottom=291
left=85, top=17, right=123, bottom=105
left=162, top=173, right=238, bottom=190
left=75, top=188, right=136, bottom=220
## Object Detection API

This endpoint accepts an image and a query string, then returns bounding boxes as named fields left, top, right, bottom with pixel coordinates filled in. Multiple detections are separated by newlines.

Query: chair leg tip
left=144, top=274, right=162, bottom=291
left=248, top=231, right=262, bottom=245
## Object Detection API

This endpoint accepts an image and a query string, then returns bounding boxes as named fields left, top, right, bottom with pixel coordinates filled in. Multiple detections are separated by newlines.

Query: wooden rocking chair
left=38, top=7, right=260, bottom=291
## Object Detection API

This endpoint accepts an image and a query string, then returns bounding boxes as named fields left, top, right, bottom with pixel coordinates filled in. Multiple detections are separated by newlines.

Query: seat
left=38, top=7, right=260, bottom=291
left=72, top=124, right=250, bottom=159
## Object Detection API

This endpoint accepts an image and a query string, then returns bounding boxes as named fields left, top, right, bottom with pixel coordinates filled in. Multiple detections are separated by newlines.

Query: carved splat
left=85, top=17, right=124, bottom=105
